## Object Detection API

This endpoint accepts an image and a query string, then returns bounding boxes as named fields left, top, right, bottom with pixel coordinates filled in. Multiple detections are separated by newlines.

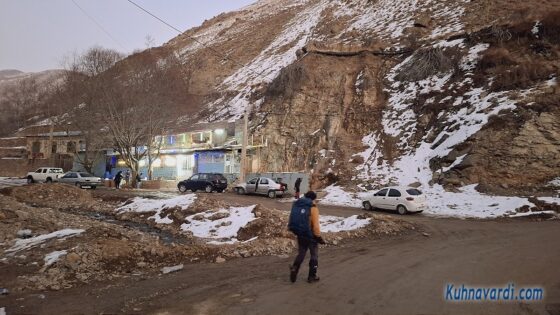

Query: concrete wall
left=0, top=159, right=49, bottom=177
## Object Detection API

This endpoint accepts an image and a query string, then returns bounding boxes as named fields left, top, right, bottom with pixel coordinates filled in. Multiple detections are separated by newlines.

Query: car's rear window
left=406, top=189, right=423, bottom=195
left=79, top=173, right=93, bottom=177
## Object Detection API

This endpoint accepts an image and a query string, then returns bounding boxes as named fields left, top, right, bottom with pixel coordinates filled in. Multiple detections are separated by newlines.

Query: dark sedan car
left=178, top=173, right=228, bottom=193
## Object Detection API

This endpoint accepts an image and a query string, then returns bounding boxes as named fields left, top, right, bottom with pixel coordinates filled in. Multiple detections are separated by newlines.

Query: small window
left=388, top=189, right=402, bottom=197
left=248, top=178, right=258, bottom=185
left=406, top=189, right=422, bottom=196
left=260, top=178, right=269, bottom=185
left=199, top=174, right=208, bottom=180
left=79, top=173, right=93, bottom=178
left=69, top=173, right=78, bottom=178
left=51, top=143, right=57, bottom=154
left=190, top=175, right=199, bottom=181
left=50, top=169, right=63, bottom=173
left=375, top=189, right=388, bottom=197
left=35, top=169, right=42, bottom=173
left=42, top=169, right=48, bottom=173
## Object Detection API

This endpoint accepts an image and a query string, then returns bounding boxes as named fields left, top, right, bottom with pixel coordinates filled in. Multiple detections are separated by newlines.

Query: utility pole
left=239, top=105, right=250, bottom=182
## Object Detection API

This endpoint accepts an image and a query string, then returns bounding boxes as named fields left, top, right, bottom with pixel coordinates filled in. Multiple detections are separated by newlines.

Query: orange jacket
left=310, top=203, right=321, bottom=237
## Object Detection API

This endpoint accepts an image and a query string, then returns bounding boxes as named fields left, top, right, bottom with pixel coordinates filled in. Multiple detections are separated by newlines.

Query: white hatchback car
left=362, top=186, right=427, bottom=215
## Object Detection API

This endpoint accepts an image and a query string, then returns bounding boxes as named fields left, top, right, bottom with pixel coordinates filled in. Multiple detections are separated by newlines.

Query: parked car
left=26, top=167, right=64, bottom=184
left=177, top=173, right=228, bottom=193
left=275, top=178, right=288, bottom=192
left=235, top=177, right=285, bottom=198
left=362, top=186, right=427, bottom=214
left=59, top=172, right=103, bottom=189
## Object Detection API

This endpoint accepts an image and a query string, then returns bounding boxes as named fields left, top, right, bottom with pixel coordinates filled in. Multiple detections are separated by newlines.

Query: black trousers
left=293, top=236, right=318, bottom=274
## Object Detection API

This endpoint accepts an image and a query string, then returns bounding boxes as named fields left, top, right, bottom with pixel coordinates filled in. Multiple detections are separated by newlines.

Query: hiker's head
left=304, top=191, right=317, bottom=201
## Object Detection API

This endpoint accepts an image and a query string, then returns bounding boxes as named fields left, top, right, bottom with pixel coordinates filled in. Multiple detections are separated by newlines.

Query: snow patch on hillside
left=334, top=0, right=468, bottom=42
left=208, top=0, right=329, bottom=121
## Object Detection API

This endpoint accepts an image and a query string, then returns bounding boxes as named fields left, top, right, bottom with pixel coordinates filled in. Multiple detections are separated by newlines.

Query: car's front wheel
left=178, top=184, right=188, bottom=193
left=363, top=201, right=373, bottom=211
left=75, top=182, right=82, bottom=189
left=236, top=187, right=245, bottom=195
left=205, top=185, right=213, bottom=193
left=397, top=205, right=408, bottom=215
left=27, top=176, right=34, bottom=184
left=267, top=190, right=277, bottom=198
left=46, top=177, right=52, bottom=183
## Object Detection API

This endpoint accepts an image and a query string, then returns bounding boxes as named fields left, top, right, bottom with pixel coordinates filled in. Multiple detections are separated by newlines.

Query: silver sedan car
left=234, top=176, right=285, bottom=198
left=59, top=172, right=103, bottom=189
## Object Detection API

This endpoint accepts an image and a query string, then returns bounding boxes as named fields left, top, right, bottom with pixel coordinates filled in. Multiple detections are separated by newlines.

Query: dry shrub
left=478, top=47, right=516, bottom=70
left=490, top=62, right=557, bottom=91
left=540, top=11, right=560, bottom=44
left=395, top=47, right=454, bottom=82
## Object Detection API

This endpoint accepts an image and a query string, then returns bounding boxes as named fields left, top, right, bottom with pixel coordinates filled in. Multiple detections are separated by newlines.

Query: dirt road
left=3, top=189, right=559, bottom=315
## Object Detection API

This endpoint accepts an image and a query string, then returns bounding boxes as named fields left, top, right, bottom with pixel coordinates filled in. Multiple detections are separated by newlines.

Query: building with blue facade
left=104, top=120, right=265, bottom=182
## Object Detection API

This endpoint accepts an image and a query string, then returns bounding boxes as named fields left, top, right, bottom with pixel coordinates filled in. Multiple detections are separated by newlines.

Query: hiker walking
left=114, top=171, right=123, bottom=190
left=294, top=177, right=302, bottom=199
left=288, top=191, right=325, bottom=283
left=136, top=172, right=143, bottom=189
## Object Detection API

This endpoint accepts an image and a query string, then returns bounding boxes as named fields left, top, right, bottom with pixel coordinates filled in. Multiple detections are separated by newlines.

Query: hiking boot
left=307, top=275, right=320, bottom=283
left=308, top=264, right=319, bottom=283
left=290, top=265, right=299, bottom=283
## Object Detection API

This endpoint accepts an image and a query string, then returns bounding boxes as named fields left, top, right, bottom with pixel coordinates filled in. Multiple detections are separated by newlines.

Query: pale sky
left=0, top=0, right=255, bottom=72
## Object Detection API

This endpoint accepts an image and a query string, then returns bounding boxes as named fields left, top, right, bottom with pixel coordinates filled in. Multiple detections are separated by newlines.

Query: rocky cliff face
left=40, top=0, right=560, bottom=193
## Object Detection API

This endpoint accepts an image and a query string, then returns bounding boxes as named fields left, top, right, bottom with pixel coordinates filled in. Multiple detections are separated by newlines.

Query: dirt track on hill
left=2, top=189, right=559, bottom=315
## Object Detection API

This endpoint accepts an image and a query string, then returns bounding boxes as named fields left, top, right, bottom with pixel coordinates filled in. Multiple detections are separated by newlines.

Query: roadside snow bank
left=181, top=206, right=257, bottom=243
left=320, top=215, right=371, bottom=232
left=5, top=229, right=84, bottom=254
left=422, top=185, right=534, bottom=218
left=319, top=185, right=362, bottom=207
left=321, top=184, right=534, bottom=218
left=117, top=194, right=197, bottom=224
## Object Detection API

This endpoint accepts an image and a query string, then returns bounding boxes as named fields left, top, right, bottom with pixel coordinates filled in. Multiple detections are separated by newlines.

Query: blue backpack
left=288, top=197, right=313, bottom=238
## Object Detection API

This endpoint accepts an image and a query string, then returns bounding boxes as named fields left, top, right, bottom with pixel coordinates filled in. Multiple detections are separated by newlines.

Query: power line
left=125, top=0, right=275, bottom=82
left=71, top=0, right=127, bottom=51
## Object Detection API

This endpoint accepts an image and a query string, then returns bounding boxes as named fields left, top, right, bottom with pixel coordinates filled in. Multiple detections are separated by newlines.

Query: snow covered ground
left=117, top=194, right=197, bottom=224
left=0, top=177, right=27, bottom=189
left=319, top=185, right=363, bottom=208
left=547, top=177, right=560, bottom=187
left=5, top=229, right=84, bottom=254
left=319, top=184, right=555, bottom=219
left=320, top=215, right=371, bottom=233
left=44, top=250, right=68, bottom=267
left=181, top=205, right=257, bottom=244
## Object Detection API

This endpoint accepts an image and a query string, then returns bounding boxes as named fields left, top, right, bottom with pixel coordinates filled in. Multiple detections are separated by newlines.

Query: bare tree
left=99, top=52, right=186, bottom=185
left=60, top=46, right=124, bottom=173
